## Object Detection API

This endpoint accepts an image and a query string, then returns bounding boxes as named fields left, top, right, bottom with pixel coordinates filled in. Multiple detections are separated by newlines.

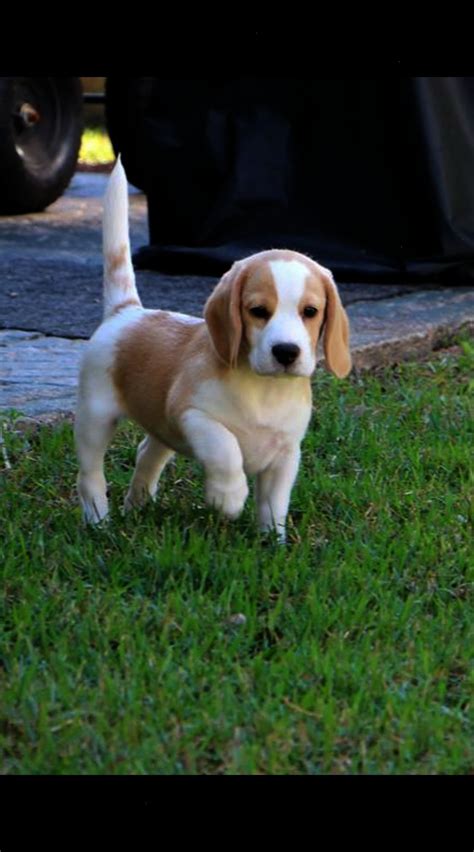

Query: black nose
left=272, top=343, right=301, bottom=366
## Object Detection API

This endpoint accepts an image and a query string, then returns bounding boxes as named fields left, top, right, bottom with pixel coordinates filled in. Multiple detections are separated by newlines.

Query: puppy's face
left=241, top=258, right=325, bottom=377
left=204, top=250, right=351, bottom=379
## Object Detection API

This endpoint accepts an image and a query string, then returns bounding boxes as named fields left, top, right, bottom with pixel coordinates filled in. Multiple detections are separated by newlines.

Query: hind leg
left=124, top=435, right=174, bottom=512
left=75, top=400, right=118, bottom=524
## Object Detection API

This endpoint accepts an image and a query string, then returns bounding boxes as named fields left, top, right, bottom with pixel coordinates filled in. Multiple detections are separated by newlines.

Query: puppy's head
left=204, top=250, right=351, bottom=378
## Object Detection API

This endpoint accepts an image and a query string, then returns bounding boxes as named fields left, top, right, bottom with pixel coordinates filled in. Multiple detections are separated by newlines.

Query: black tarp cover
left=118, top=77, right=474, bottom=282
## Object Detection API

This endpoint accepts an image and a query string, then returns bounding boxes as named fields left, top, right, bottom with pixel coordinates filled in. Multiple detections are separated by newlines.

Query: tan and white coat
left=75, top=158, right=352, bottom=540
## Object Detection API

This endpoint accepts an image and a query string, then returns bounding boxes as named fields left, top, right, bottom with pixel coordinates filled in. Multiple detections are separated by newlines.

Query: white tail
left=102, top=155, right=141, bottom=319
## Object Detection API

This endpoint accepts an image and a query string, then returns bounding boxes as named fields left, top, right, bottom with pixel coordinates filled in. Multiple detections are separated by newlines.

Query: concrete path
left=1, top=173, right=474, bottom=418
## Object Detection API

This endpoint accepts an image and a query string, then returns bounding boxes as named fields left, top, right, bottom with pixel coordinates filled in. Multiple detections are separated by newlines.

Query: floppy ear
left=320, top=266, right=352, bottom=378
left=204, top=261, right=246, bottom=367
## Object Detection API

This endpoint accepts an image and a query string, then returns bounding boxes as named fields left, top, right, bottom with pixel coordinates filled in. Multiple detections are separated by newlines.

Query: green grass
left=1, top=341, right=473, bottom=774
left=78, top=128, right=114, bottom=165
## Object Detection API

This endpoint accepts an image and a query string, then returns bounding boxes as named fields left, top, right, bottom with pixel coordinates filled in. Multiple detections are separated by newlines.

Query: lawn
left=78, top=128, right=114, bottom=166
left=1, top=341, right=473, bottom=774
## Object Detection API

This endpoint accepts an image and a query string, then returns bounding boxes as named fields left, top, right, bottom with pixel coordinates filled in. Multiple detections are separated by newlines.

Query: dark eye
left=303, top=306, right=318, bottom=318
left=249, top=305, right=271, bottom=320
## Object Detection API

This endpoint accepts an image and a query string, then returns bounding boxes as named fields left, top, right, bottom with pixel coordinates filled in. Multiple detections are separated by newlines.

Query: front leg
left=256, top=445, right=301, bottom=542
left=180, top=409, right=249, bottom=519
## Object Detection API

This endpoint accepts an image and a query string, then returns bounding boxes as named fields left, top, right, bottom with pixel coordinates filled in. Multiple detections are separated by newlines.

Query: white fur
left=75, top=307, right=144, bottom=522
left=102, top=155, right=140, bottom=319
left=186, top=370, right=311, bottom=476
left=180, top=409, right=249, bottom=518
left=180, top=369, right=311, bottom=538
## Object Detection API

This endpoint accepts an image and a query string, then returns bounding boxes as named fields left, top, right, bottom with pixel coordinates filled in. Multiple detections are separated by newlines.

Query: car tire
left=0, top=77, right=83, bottom=214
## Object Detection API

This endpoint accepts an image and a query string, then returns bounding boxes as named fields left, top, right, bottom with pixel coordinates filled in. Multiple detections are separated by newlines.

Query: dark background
left=106, top=76, right=474, bottom=283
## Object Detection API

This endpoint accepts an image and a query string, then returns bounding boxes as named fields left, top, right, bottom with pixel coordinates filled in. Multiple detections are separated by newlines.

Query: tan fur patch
left=110, top=298, right=141, bottom=315
left=204, top=264, right=247, bottom=367
left=112, top=311, right=225, bottom=450
left=106, top=244, right=128, bottom=276
left=242, top=267, right=278, bottom=309
left=297, top=277, right=327, bottom=350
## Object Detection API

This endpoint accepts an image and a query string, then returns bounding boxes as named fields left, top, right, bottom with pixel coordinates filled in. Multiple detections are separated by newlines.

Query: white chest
left=190, top=372, right=312, bottom=475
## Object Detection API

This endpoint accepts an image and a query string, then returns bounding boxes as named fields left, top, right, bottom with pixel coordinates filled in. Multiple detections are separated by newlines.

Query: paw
left=78, top=474, right=109, bottom=525
left=80, top=494, right=109, bottom=525
left=259, top=521, right=287, bottom=544
left=123, top=483, right=154, bottom=513
left=206, top=472, right=249, bottom=519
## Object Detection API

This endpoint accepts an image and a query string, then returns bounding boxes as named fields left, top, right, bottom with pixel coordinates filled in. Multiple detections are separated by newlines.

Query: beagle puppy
left=75, top=158, right=351, bottom=540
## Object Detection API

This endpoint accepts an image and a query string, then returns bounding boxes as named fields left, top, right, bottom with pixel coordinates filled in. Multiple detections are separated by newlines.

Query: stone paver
left=347, top=287, right=474, bottom=370
left=0, top=330, right=84, bottom=416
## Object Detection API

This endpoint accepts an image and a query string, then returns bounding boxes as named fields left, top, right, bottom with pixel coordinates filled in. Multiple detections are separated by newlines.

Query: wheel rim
left=10, top=78, right=64, bottom=177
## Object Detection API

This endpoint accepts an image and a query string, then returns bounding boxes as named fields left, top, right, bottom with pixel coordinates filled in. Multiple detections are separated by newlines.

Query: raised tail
left=102, top=155, right=141, bottom=319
